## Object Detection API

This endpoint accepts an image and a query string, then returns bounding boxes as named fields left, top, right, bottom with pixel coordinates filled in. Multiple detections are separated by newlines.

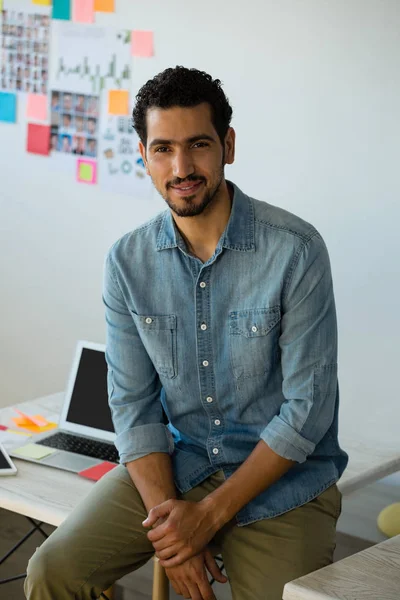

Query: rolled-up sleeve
left=102, top=249, right=174, bottom=465
left=261, top=232, right=339, bottom=463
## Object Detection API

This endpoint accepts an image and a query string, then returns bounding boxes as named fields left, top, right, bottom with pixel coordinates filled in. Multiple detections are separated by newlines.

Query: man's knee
left=25, top=540, right=75, bottom=599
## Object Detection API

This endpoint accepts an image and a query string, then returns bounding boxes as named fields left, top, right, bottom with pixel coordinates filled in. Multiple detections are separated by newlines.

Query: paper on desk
left=0, top=429, right=31, bottom=451
left=12, top=443, right=57, bottom=460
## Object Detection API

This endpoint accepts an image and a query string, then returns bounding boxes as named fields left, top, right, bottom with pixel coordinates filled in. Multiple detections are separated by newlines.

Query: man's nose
left=172, top=150, right=195, bottom=180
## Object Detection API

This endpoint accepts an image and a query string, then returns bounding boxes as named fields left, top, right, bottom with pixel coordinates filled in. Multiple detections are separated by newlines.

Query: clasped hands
left=142, top=498, right=219, bottom=568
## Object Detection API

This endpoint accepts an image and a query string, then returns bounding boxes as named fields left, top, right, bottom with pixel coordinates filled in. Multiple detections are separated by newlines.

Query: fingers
left=147, top=524, right=169, bottom=542
left=142, top=499, right=174, bottom=528
left=204, top=551, right=228, bottom=584
left=159, top=547, right=192, bottom=568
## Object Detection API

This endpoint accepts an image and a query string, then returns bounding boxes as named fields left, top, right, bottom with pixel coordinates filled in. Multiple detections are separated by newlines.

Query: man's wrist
left=200, top=492, right=230, bottom=531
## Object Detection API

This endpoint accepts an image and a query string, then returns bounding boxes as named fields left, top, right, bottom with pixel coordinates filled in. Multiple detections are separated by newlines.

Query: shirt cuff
left=260, top=415, right=315, bottom=463
left=116, top=423, right=175, bottom=465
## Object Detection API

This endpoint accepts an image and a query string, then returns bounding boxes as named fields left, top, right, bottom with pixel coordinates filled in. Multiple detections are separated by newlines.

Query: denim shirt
left=103, top=181, right=348, bottom=526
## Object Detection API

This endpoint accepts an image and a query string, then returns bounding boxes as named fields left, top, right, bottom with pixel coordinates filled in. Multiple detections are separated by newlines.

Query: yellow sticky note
left=13, top=443, right=57, bottom=460
left=94, top=0, right=114, bottom=12
left=33, top=0, right=52, bottom=5
left=108, top=90, right=129, bottom=116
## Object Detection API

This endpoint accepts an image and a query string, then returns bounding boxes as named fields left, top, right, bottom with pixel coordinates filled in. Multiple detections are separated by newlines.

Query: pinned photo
left=50, top=90, right=100, bottom=158
left=0, top=9, right=50, bottom=93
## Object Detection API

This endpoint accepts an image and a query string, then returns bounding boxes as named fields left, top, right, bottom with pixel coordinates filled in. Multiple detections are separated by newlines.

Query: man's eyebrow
left=148, top=134, right=216, bottom=149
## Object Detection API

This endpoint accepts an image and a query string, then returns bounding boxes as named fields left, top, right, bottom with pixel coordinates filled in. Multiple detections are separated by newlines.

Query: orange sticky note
left=26, top=94, right=48, bottom=122
left=131, top=31, right=154, bottom=57
left=108, top=90, right=129, bottom=115
left=94, top=0, right=114, bottom=12
left=14, top=409, right=48, bottom=427
left=12, top=417, right=57, bottom=434
left=27, top=124, right=50, bottom=156
left=72, top=0, right=94, bottom=23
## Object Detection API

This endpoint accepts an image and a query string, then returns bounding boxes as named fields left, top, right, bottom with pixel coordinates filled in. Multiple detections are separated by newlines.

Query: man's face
left=140, top=103, right=235, bottom=218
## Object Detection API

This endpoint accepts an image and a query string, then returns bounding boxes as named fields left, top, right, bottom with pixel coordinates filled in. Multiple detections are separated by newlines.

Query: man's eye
left=155, top=146, right=169, bottom=153
left=193, top=142, right=208, bottom=148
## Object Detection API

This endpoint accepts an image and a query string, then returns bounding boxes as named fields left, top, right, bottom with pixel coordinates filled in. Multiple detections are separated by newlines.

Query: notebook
left=10, top=340, right=118, bottom=473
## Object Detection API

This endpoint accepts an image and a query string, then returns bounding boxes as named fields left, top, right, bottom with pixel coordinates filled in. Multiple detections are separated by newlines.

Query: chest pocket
left=229, top=307, right=281, bottom=378
left=130, top=312, right=177, bottom=379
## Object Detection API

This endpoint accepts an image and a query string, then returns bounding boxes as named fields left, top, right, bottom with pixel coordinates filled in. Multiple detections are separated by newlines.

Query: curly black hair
left=132, top=66, right=233, bottom=147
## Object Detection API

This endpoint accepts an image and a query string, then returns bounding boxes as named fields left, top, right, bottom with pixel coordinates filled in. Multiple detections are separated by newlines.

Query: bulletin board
left=0, top=0, right=153, bottom=194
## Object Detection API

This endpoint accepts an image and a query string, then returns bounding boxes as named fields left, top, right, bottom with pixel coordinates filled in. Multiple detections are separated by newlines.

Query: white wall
left=1, top=1, right=399, bottom=448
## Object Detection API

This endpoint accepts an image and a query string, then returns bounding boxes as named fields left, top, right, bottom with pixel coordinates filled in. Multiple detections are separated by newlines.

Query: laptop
left=10, top=340, right=119, bottom=473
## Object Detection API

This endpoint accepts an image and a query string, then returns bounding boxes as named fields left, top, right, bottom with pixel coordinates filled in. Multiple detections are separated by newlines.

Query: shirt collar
left=156, top=180, right=255, bottom=253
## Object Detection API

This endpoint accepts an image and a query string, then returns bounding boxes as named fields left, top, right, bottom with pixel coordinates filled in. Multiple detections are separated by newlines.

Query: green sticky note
left=80, top=163, right=93, bottom=181
left=52, top=0, right=71, bottom=20
left=13, top=443, right=57, bottom=460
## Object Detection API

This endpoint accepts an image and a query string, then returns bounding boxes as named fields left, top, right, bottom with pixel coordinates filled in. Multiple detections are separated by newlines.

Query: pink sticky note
left=26, top=94, right=48, bottom=122
left=0, top=424, right=7, bottom=431
left=79, top=461, right=117, bottom=481
left=77, top=158, right=97, bottom=184
left=27, top=124, right=50, bottom=156
left=72, top=0, right=95, bottom=23
left=131, top=31, right=154, bottom=57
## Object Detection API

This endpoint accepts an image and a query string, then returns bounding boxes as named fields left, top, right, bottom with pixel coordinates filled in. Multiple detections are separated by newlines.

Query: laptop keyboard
left=36, top=431, right=119, bottom=463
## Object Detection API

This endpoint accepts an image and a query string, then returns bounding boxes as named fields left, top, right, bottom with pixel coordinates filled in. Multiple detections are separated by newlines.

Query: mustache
left=167, top=175, right=206, bottom=188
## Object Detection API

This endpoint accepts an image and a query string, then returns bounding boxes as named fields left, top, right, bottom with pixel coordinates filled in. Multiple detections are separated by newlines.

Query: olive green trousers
left=24, top=465, right=342, bottom=600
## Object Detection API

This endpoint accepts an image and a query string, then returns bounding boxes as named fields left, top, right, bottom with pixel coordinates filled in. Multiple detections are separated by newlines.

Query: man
left=25, top=66, right=348, bottom=600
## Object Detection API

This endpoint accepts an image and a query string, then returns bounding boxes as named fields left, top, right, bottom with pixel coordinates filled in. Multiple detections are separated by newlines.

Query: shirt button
left=200, top=323, right=207, bottom=331
left=214, top=419, right=221, bottom=426
left=212, top=448, right=219, bottom=455
left=202, top=360, right=209, bottom=367
left=145, top=317, right=153, bottom=324
left=252, top=325, right=258, bottom=332
left=200, top=282, right=206, bottom=288
left=206, top=397, right=213, bottom=403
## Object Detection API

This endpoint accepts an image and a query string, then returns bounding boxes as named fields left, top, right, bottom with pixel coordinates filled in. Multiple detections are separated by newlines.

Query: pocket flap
left=131, top=312, right=177, bottom=331
left=229, top=306, right=281, bottom=338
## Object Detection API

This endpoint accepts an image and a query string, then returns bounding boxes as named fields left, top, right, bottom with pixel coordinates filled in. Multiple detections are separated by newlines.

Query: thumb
left=204, top=550, right=228, bottom=584
left=142, top=500, right=174, bottom=528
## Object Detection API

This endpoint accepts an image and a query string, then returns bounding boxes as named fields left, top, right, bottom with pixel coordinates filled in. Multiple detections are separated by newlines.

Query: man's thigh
left=25, top=464, right=154, bottom=599
left=216, top=484, right=342, bottom=600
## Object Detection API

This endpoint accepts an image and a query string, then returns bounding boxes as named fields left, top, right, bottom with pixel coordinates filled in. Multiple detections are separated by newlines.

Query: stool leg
left=103, top=584, right=115, bottom=599
left=152, top=557, right=169, bottom=600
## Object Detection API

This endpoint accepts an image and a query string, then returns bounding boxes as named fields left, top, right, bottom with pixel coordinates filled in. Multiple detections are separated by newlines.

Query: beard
left=154, top=164, right=225, bottom=218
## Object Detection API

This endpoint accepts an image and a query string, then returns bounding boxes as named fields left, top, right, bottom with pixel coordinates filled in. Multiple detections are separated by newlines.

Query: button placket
left=196, top=270, right=224, bottom=463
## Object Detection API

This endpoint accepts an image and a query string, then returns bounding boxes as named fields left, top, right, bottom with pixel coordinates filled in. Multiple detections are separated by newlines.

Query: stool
left=152, top=557, right=170, bottom=600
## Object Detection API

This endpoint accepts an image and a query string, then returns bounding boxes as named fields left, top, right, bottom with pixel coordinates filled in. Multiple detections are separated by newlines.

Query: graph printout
left=49, top=21, right=131, bottom=96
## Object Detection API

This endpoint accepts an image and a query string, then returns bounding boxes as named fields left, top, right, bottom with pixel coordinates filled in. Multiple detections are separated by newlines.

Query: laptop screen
left=65, top=347, right=114, bottom=433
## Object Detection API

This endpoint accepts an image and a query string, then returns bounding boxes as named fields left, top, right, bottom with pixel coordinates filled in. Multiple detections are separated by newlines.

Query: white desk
left=1, top=391, right=400, bottom=527
left=283, top=534, right=400, bottom=600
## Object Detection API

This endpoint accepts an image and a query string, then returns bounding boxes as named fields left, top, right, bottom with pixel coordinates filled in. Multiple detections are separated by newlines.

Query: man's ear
left=138, top=140, right=150, bottom=175
left=224, top=127, right=236, bottom=165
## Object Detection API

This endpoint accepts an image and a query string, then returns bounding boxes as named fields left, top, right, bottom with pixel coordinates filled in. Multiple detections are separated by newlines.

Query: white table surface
left=1, top=391, right=400, bottom=527
left=283, top=534, right=400, bottom=600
